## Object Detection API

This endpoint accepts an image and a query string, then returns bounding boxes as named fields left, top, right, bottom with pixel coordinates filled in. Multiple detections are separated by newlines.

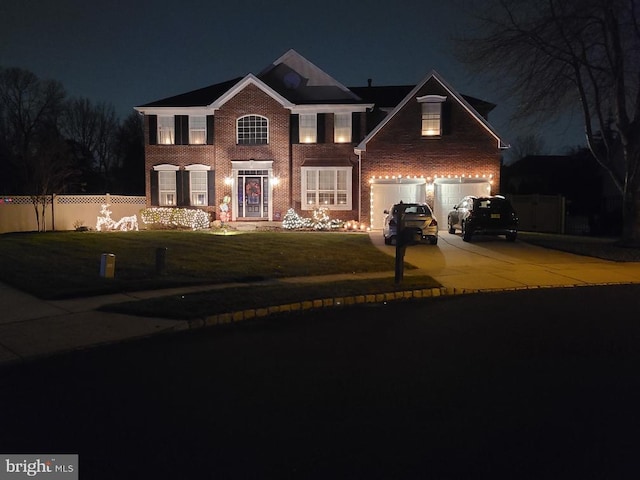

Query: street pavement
left=2, top=231, right=640, bottom=367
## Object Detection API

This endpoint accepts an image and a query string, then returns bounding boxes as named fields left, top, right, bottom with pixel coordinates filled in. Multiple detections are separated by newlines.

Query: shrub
left=140, top=208, right=210, bottom=230
left=282, top=207, right=344, bottom=231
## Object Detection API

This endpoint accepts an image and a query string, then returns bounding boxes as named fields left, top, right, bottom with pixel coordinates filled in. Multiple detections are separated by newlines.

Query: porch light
left=270, top=176, right=280, bottom=186
left=224, top=176, right=234, bottom=186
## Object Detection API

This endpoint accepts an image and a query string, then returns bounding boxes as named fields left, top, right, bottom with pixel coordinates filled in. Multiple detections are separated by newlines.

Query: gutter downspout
left=356, top=150, right=362, bottom=224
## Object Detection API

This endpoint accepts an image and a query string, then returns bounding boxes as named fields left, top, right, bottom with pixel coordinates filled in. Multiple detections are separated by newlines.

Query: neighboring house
left=134, top=49, right=508, bottom=228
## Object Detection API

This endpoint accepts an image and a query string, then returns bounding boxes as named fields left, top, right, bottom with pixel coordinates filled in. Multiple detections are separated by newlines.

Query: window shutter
left=290, top=114, right=300, bottom=143
left=175, top=116, right=188, bottom=145
left=176, top=170, right=189, bottom=206
left=207, top=170, right=216, bottom=206
left=317, top=113, right=326, bottom=144
left=206, top=115, right=215, bottom=144
left=150, top=170, right=159, bottom=205
left=182, top=115, right=189, bottom=145
left=174, top=116, right=181, bottom=145
left=351, top=112, right=362, bottom=143
left=148, top=116, right=158, bottom=145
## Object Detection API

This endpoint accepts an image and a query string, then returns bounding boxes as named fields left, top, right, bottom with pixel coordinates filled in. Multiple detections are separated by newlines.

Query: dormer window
left=237, top=115, right=268, bottom=145
left=417, top=95, right=446, bottom=137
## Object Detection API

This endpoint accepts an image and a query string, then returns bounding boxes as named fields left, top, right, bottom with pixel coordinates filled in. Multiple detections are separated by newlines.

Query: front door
left=237, top=171, right=269, bottom=218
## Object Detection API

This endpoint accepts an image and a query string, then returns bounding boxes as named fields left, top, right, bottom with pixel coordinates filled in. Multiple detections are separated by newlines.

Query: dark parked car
left=383, top=202, right=438, bottom=245
left=447, top=195, right=518, bottom=242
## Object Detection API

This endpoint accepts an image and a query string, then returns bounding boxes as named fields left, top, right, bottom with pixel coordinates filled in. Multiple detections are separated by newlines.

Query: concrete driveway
left=370, top=230, right=640, bottom=291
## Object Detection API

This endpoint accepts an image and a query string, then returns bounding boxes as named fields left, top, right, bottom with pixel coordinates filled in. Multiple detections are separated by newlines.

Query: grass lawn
left=0, top=230, right=420, bottom=300
left=100, top=275, right=441, bottom=320
left=3, top=228, right=638, bottom=321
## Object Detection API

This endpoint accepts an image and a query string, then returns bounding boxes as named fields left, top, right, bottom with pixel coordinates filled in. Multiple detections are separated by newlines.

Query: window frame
left=158, top=116, right=175, bottom=145
left=189, top=115, right=207, bottom=145
left=333, top=113, right=352, bottom=143
left=236, top=115, right=269, bottom=145
left=299, top=113, right=317, bottom=143
left=301, top=166, right=352, bottom=210
left=417, top=95, right=446, bottom=137
left=153, top=165, right=179, bottom=206
left=185, top=164, right=210, bottom=206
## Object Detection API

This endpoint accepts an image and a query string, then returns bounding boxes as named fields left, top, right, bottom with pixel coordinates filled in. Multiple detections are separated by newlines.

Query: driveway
left=369, top=230, right=640, bottom=291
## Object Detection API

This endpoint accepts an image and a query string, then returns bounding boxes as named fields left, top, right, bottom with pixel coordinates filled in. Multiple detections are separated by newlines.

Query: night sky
left=1, top=0, right=585, bottom=157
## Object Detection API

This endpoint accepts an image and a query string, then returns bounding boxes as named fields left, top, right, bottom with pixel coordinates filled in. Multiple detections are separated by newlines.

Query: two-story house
left=134, top=49, right=508, bottom=228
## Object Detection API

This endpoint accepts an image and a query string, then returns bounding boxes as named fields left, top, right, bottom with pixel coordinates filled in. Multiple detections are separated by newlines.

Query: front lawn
left=0, top=230, right=408, bottom=299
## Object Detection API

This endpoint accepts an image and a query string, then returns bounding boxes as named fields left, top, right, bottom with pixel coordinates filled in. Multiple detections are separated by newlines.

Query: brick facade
left=358, top=77, right=503, bottom=225
left=137, top=51, right=505, bottom=227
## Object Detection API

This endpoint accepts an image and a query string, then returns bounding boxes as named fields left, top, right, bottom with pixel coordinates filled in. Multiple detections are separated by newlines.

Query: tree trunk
left=40, top=199, right=48, bottom=232
left=620, top=188, right=640, bottom=246
left=31, top=199, right=41, bottom=232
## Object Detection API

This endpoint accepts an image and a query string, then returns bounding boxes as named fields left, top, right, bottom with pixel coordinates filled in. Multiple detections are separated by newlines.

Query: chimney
left=367, top=78, right=372, bottom=87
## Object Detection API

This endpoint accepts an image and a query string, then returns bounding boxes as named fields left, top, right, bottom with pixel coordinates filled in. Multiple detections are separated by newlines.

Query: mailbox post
left=394, top=207, right=406, bottom=284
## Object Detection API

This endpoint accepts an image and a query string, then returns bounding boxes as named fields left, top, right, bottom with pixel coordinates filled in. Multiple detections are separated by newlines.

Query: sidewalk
left=0, top=282, right=185, bottom=366
left=0, top=271, right=411, bottom=367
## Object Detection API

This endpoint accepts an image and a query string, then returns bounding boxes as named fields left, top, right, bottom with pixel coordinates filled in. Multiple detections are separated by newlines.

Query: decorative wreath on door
left=246, top=181, right=261, bottom=197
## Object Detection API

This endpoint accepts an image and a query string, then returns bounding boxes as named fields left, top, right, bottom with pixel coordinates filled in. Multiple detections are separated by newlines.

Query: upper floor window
left=237, top=115, right=268, bottom=145
left=158, top=116, right=175, bottom=145
left=418, top=95, right=446, bottom=137
left=299, top=114, right=317, bottom=143
left=334, top=113, right=351, bottom=143
left=189, top=116, right=206, bottom=145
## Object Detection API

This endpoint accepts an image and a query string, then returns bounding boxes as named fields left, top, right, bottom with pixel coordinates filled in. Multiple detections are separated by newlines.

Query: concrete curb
left=180, top=280, right=639, bottom=330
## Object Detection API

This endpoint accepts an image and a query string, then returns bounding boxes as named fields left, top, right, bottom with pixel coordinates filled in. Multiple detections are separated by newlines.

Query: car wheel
left=448, top=224, right=455, bottom=234
left=462, top=222, right=472, bottom=242
left=429, top=236, right=438, bottom=245
left=384, top=236, right=391, bottom=245
left=506, top=231, right=517, bottom=242
left=389, top=235, right=397, bottom=246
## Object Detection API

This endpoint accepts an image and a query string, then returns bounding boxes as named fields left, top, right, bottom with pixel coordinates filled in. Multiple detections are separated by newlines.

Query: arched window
left=237, top=115, right=268, bottom=145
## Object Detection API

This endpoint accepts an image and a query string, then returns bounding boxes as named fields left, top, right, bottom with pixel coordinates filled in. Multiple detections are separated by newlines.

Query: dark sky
left=0, top=0, right=585, bottom=157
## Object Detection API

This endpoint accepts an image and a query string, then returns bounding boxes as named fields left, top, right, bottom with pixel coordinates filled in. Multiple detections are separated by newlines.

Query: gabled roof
left=209, top=74, right=294, bottom=109
left=258, top=49, right=363, bottom=105
left=137, top=77, right=243, bottom=108
left=135, top=49, right=371, bottom=113
left=135, top=74, right=294, bottom=113
left=348, top=85, right=496, bottom=117
left=355, top=70, right=508, bottom=151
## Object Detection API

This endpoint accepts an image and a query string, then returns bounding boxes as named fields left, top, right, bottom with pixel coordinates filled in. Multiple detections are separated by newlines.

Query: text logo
left=1, top=455, right=78, bottom=480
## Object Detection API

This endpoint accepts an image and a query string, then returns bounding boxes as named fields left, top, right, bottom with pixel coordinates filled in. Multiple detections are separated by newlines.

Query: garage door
left=433, top=180, right=490, bottom=227
left=371, top=181, right=426, bottom=229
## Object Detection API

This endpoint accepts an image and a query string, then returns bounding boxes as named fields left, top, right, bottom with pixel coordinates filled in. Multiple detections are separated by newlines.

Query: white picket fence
left=0, top=194, right=147, bottom=234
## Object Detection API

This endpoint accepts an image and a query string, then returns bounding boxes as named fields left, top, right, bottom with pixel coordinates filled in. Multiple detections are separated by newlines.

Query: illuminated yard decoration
left=96, top=204, right=139, bottom=231
left=282, top=207, right=344, bottom=230
left=219, top=196, right=231, bottom=224
left=96, top=204, right=116, bottom=231
left=115, top=215, right=139, bottom=231
left=140, top=207, right=210, bottom=230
